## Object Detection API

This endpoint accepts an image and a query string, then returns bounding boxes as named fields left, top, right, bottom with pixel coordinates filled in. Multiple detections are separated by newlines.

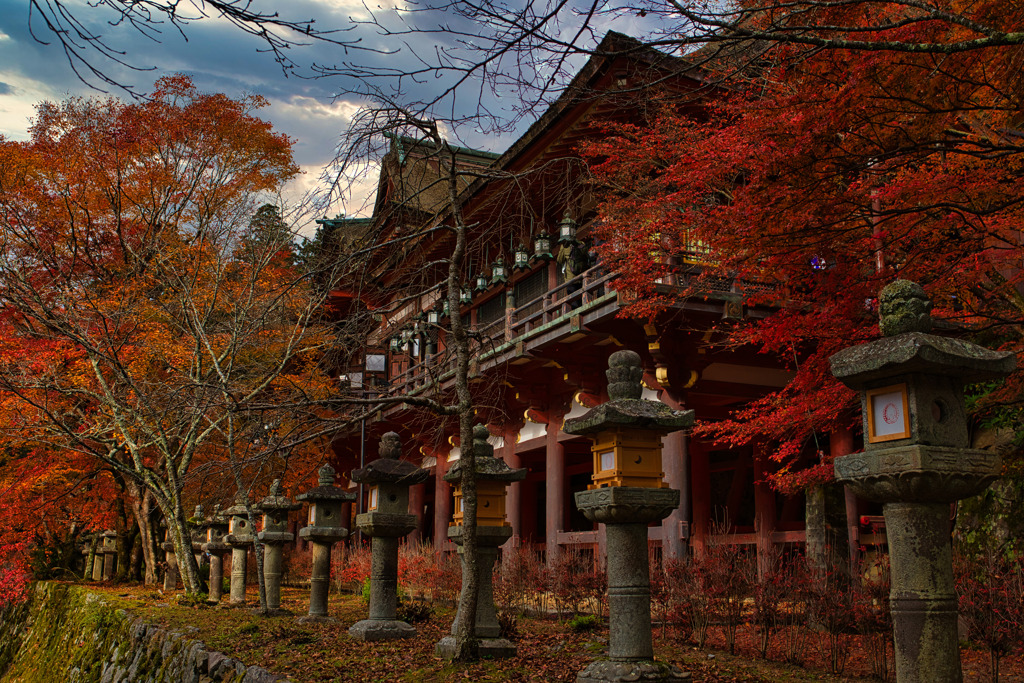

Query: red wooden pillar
left=660, top=431, right=688, bottom=561
left=502, top=428, right=523, bottom=548
left=690, top=441, right=710, bottom=560
left=407, top=483, right=426, bottom=545
left=753, top=444, right=777, bottom=581
left=831, top=425, right=859, bottom=575
left=434, top=451, right=451, bottom=552
left=545, top=417, right=565, bottom=568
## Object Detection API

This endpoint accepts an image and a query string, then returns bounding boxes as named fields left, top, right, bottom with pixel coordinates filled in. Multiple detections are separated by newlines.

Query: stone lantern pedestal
left=160, top=523, right=179, bottom=591
left=257, top=481, right=301, bottom=613
left=202, top=505, right=231, bottom=604
left=100, top=530, right=117, bottom=581
left=435, top=524, right=515, bottom=658
left=224, top=496, right=255, bottom=606
left=436, top=424, right=526, bottom=660
left=349, top=433, right=430, bottom=641
left=564, top=350, right=693, bottom=683
left=830, top=280, right=1015, bottom=683
left=297, top=464, right=355, bottom=623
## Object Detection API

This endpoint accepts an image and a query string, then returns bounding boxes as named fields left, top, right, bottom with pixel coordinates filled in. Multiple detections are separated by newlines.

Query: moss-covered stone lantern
left=89, top=533, right=104, bottom=582
left=436, top=424, right=527, bottom=660
left=831, top=280, right=1015, bottom=683
left=296, top=464, right=356, bottom=623
left=201, top=505, right=230, bottom=604
left=349, top=432, right=430, bottom=641
left=159, top=521, right=179, bottom=590
left=100, top=530, right=117, bottom=581
left=188, top=504, right=206, bottom=569
left=223, top=494, right=255, bottom=606
left=564, top=350, right=692, bottom=683
left=257, top=480, right=301, bottom=613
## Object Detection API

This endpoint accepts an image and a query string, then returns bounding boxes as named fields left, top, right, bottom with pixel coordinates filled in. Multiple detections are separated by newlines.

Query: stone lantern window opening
left=588, top=428, right=668, bottom=489
left=368, top=486, right=379, bottom=511
left=451, top=479, right=507, bottom=526
left=866, top=383, right=911, bottom=443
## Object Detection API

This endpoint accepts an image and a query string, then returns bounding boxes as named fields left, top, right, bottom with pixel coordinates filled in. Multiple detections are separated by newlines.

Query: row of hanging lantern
left=386, top=214, right=578, bottom=354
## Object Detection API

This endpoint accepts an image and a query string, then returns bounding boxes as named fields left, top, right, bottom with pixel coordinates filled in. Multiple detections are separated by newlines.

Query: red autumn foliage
left=583, top=3, right=1024, bottom=490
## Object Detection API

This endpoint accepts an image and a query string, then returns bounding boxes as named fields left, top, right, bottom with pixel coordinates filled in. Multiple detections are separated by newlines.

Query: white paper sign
left=869, top=385, right=909, bottom=442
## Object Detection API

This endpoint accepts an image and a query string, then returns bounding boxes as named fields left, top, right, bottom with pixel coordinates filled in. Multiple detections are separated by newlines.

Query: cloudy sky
left=0, top=1, right=656, bottom=232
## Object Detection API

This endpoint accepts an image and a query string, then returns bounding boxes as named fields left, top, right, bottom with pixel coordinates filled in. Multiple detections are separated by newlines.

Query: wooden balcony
left=385, top=265, right=618, bottom=397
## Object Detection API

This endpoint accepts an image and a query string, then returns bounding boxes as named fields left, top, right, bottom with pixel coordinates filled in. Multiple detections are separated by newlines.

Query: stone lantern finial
left=472, top=424, right=494, bottom=459
left=380, top=432, right=401, bottom=459
left=607, top=350, right=643, bottom=400
left=193, top=504, right=203, bottom=518
left=879, top=279, right=933, bottom=337
left=269, top=479, right=283, bottom=497
left=318, top=463, right=336, bottom=486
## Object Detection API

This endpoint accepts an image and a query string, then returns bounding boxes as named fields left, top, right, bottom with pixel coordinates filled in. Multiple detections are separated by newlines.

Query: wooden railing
left=384, top=265, right=617, bottom=396
left=382, top=260, right=765, bottom=397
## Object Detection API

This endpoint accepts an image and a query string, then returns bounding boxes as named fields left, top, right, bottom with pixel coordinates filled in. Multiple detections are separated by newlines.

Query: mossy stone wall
left=0, top=583, right=287, bottom=683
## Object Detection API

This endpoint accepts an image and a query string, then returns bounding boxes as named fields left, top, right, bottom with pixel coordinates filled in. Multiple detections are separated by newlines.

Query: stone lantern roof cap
left=444, top=424, right=527, bottom=483
left=222, top=493, right=251, bottom=517
left=830, top=280, right=1015, bottom=388
left=351, top=432, right=430, bottom=486
left=563, top=350, right=694, bottom=436
left=296, top=464, right=357, bottom=503
left=257, top=479, right=302, bottom=512
left=205, top=504, right=229, bottom=528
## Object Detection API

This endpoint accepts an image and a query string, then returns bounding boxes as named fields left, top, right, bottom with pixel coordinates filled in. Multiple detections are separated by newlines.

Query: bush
left=568, top=614, right=601, bottom=633
left=956, top=549, right=1024, bottom=683
left=0, top=542, right=32, bottom=607
left=396, top=596, right=433, bottom=624
left=497, top=607, right=519, bottom=640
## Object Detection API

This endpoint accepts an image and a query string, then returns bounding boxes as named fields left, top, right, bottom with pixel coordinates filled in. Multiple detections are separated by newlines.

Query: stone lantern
left=563, top=350, right=692, bottom=683
left=89, top=533, right=104, bottom=582
left=296, top=464, right=356, bottom=622
left=201, top=505, right=231, bottom=604
left=349, top=432, right=430, bottom=641
left=188, top=505, right=206, bottom=569
left=223, top=495, right=255, bottom=606
left=436, top=424, right=526, bottom=659
left=830, top=280, right=1015, bottom=683
left=100, top=530, right=117, bottom=581
left=160, top=521, right=179, bottom=591
left=257, top=480, right=301, bottom=613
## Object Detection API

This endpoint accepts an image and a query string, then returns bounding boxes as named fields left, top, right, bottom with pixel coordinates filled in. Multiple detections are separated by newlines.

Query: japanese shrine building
left=321, top=31, right=871, bottom=570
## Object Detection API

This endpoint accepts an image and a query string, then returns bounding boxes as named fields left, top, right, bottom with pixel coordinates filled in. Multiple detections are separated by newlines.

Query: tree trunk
left=165, top=494, right=206, bottom=595
left=127, top=481, right=160, bottom=585
left=438, top=132, right=480, bottom=662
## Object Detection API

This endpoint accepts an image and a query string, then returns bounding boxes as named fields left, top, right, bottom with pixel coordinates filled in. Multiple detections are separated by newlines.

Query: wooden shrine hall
left=320, top=32, right=872, bottom=571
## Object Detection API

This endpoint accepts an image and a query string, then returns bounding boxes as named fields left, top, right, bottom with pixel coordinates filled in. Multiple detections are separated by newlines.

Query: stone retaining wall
left=0, top=583, right=289, bottom=683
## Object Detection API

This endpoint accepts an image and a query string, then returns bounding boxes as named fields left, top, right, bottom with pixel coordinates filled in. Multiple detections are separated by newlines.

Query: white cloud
left=0, top=73, right=57, bottom=140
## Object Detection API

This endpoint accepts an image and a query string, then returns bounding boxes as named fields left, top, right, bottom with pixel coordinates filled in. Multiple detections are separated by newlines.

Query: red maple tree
left=583, top=4, right=1024, bottom=488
